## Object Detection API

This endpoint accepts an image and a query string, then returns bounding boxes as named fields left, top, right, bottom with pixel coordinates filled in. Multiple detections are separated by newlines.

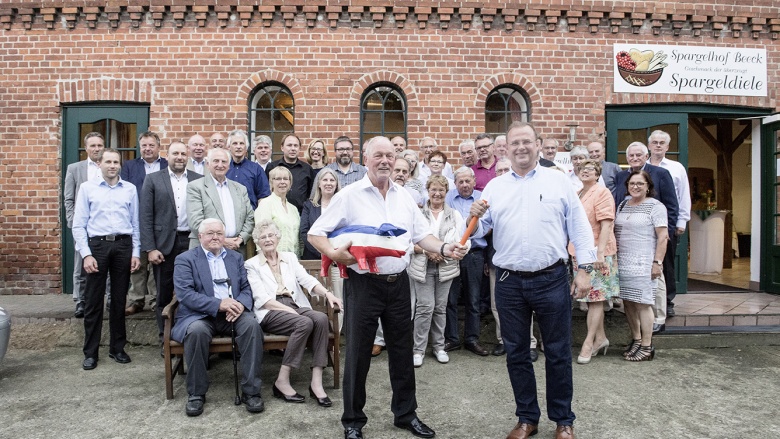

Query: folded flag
left=322, top=223, right=408, bottom=278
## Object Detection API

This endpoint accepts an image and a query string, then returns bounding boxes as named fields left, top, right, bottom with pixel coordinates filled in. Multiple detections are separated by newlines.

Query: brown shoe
left=371, top=344, right=383, bottom=357
left=125, top=303, right=143, bottom=316
left=464, top=342, right=489, bottom=356
left=506, top=422, right=537, bottom=439
left=555, top=425, right=575, bottom=439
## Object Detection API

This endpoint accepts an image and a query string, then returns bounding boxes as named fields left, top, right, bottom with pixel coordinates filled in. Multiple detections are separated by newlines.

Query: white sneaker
left=413, top=353, right=423, bottom=367
left=434, top=350, right=449, bottom=364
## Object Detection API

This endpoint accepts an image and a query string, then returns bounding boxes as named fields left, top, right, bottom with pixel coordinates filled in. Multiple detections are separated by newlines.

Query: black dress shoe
left=74, top=302, right=85, bottom=319
left=464, top=342, right=489, bottom=356
left=82, top=357, right=98, bottom=370
left=309, top=386, right=332, bottom=407
left=443, top=341, right=461, bottom=352
left=530, top=348, right=539, bottom=362
left=241, top=392, right=265, bottom=413
left=492, top=343, right=506, bottom=356
left=667, top=306, right=676, bottom=317
left=344, top=427, right=363, bottom=439
left=272, top=384, right=305, bottom=403
left=652, top=323, right=666, bottom=334
left=394, top=417, right=436, bottom=438
left=108, top=351, right=132, bottom=364
left=185, top=395, right=205, bottom=417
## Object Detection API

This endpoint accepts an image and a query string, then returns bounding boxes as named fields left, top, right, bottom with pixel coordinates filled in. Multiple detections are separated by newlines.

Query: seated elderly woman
left=256, top=166, right=301, bottom=256
left=245, top=220, right=343, bottom=407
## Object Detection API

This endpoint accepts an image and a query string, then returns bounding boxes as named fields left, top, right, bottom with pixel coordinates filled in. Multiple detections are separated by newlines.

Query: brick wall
left=0, top=1, right=778, bottom=294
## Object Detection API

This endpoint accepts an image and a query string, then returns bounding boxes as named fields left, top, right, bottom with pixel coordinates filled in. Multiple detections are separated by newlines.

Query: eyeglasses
left=335, top=148, right=352, bottom=153
left=628, top=182, right=647, bottom=187
left=202, top=231, right=225, bottom=238
left=475, top=143, right=493, bottom=151
left=256, top=233, right=277, bottom=241
left=429, top=160, right=445, bottom=165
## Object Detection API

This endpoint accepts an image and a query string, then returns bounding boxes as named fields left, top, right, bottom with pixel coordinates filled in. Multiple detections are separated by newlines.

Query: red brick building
left=0, top=1, right=778, bottom=295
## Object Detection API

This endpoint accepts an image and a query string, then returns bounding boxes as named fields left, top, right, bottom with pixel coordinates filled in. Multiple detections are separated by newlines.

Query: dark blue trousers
left=494, top=263, right=575, bottom=426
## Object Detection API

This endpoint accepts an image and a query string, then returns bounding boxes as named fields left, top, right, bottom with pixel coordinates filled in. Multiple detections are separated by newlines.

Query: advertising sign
left=613, top=44, right=767, bottom=97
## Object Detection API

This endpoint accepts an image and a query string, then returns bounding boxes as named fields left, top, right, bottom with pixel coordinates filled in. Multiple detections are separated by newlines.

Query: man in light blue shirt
left=443, top=166, right=490, bottom=356
left=72, top=148, right=141, bottom=371
left=469, top=122, right=595, bottom=439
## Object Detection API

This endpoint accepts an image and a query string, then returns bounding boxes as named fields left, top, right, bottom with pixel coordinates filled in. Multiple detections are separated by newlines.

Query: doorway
left=61, top=104, right=149, bottom=295
left=606, top=104, right=770, bottom=295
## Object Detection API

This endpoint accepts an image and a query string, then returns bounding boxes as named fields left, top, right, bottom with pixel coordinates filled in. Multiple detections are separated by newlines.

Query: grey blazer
left=140, top=169, right=203, bottom=256
left=63, top=160, right=90, bottom=228
left=186, top=176, right=254, bottom=248
left=600, top=160, right=622, bottom=195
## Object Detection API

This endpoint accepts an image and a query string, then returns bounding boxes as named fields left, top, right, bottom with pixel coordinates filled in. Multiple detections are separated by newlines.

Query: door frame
left=760, top=114, right=780, bottom=294
left=61, top=103, right=149, bottom=295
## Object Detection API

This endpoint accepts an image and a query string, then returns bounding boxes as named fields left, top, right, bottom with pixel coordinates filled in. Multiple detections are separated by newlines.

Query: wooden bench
left=162, top=259, right=340, bottom=400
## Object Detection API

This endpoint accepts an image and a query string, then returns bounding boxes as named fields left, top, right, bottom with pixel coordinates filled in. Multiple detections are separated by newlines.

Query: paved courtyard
left=1, top=343, right=778, bottom=438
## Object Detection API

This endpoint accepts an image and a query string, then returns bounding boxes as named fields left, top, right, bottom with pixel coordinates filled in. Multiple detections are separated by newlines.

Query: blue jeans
left=445, top=250, right=483, bottom=344
left=495, top=263, right=575, bottom=426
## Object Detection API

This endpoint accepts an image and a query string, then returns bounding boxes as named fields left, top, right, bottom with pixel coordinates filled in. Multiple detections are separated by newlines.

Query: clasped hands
left=219, top=298, right=245, bottom=322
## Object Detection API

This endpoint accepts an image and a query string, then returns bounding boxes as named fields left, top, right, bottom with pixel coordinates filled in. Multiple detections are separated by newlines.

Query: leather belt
left=89, top=234, right=131, bottom=242
left=502, top=259, right=565, bottom=278
left=365, top=272, right=402, bottom=283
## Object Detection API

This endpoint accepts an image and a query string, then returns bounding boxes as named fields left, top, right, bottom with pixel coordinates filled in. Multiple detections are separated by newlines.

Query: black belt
left=364, top=272, right=402, bottom=283
left=89, top=234, right=131, bottom=242
left=501, top=259, right=565, bottom=278
left=468, top=247, right=485, bottom=254
left=176, top=230, right=191, bottom=236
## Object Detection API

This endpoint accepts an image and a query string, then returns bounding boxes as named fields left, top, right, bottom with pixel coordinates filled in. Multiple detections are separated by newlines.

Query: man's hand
left=148, top=250, right=164, bottom=265
left=219, top=298, right=245, bottom=322
left=676, top=227, right=685, bottom=236
left=328, top=241, right=357, bottom=267
left=83, top=255, right=98, bottom=273
left=445, top=243, right=468, bottom=261
left=468, top=200, right=489, bottom=219
left=130, top=257, right=141, bottom=272
left=571, top=269, right=591, bottom=299
left=223, top=237, right=242, bottom=250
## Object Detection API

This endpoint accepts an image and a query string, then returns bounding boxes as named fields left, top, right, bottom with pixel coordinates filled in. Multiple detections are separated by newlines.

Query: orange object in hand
left=460, top=200, right=487, bottom=246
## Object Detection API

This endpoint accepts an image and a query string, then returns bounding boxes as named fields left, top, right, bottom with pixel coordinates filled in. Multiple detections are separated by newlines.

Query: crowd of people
left=64, top=123, right=691, bottom=439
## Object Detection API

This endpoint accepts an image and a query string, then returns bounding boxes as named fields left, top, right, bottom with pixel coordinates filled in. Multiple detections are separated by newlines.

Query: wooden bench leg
left=165, top=349, right=174, bottom=400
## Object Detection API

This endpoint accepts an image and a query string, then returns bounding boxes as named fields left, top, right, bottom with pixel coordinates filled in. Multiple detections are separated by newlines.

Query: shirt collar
left=255, top=251, right=286, bottom=267
left=87, top=157, right=99, bottom=167
left=169, top=168, right=187, bottom=179
left=357, top=173, right=398, bottom=193
left=510, top=162, right=541, bottom=180
left=211, top=175, right=229, bottom=187
left=202, top=246, right=227, bottom=260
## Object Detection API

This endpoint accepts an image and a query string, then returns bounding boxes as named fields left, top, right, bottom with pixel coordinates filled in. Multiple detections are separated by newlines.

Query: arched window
left=360, top=83, right=407, bottom=161
left=485, top=85, right=531, bottom=138
left=248, top=82, right=294, bottom=161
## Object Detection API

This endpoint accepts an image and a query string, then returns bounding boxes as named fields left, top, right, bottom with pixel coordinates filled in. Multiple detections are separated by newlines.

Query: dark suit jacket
left=121, top=157, right=169, bottom=200
left=140, top=169, right=203, bottom=255
left=614, top=163, right=679, bottom=235
left=171, top=247, right=253, bottom=342
left=299, top=200, right=322, bottom=260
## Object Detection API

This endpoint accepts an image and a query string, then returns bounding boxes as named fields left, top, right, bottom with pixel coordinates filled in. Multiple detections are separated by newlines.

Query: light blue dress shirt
left=204, top=246, right=230, bottom=300
left=72, top=177, right=141, bottom=258
left=445, top=188, right=486, bottom=249
left=474, top=164, right=596, bottom=272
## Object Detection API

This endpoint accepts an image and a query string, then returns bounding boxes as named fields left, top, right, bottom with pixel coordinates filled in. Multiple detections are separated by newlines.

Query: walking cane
left=215, top=277, right=242, bottom=406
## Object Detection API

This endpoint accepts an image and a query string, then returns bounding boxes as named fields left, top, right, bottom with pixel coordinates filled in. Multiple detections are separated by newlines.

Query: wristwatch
left=577, top=264, right=594, bottom=273
left=653, top=260, right=663, bottom=266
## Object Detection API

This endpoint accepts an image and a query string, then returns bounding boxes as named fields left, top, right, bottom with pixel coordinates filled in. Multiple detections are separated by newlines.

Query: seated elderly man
left=245, top=219, right=342, bottom=408
left=172, top=218, right=265, bottom=417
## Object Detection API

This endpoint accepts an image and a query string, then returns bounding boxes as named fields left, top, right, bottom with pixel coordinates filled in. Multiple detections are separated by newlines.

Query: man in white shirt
left=309, top=137, right=466, bottom=439
left=186, top=134, right=209, bottom=175
left=647, top=130, right=691, bottom=318
left=253, top=134, right=273, bottom=171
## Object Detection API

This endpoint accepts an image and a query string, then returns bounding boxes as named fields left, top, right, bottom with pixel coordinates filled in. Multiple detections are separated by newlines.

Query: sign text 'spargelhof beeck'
left=613, top=44, right=767, bottom=97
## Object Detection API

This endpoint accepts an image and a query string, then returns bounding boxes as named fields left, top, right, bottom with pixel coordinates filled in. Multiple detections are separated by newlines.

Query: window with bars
left=248, top=82, right=295, bottom=161
left=485, top=85, right=531, bottom=138
left=360, top=83, right=407, bottom=162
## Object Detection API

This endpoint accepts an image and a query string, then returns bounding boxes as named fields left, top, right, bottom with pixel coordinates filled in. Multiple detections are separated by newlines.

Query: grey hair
left=252, top=219, right=282, bottom=245
left=626, top=141, right=649, bottom=156
left=254, top=134, right=272, bottom=146
left=453, top=166, right=475, bottom=180
left=569, top=146, right=589, bottom=158
left=310, top=167, right=341, bottom=207
left=401, top=149, right=420, bottom=178
left=458, top=140, right=475, bottom=152
left=199, top=218, right=225, bottom=234
left=543, top=138, right=560, bottom=147
left=365, top=136, right=391, bottom=157
left=494, top=135, right=506, bottom=143
left=648, top=130, right=671, bottom=144
left=207, top=147, right=229, bottom=162
left=227, top=129, right=249, bottom=147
